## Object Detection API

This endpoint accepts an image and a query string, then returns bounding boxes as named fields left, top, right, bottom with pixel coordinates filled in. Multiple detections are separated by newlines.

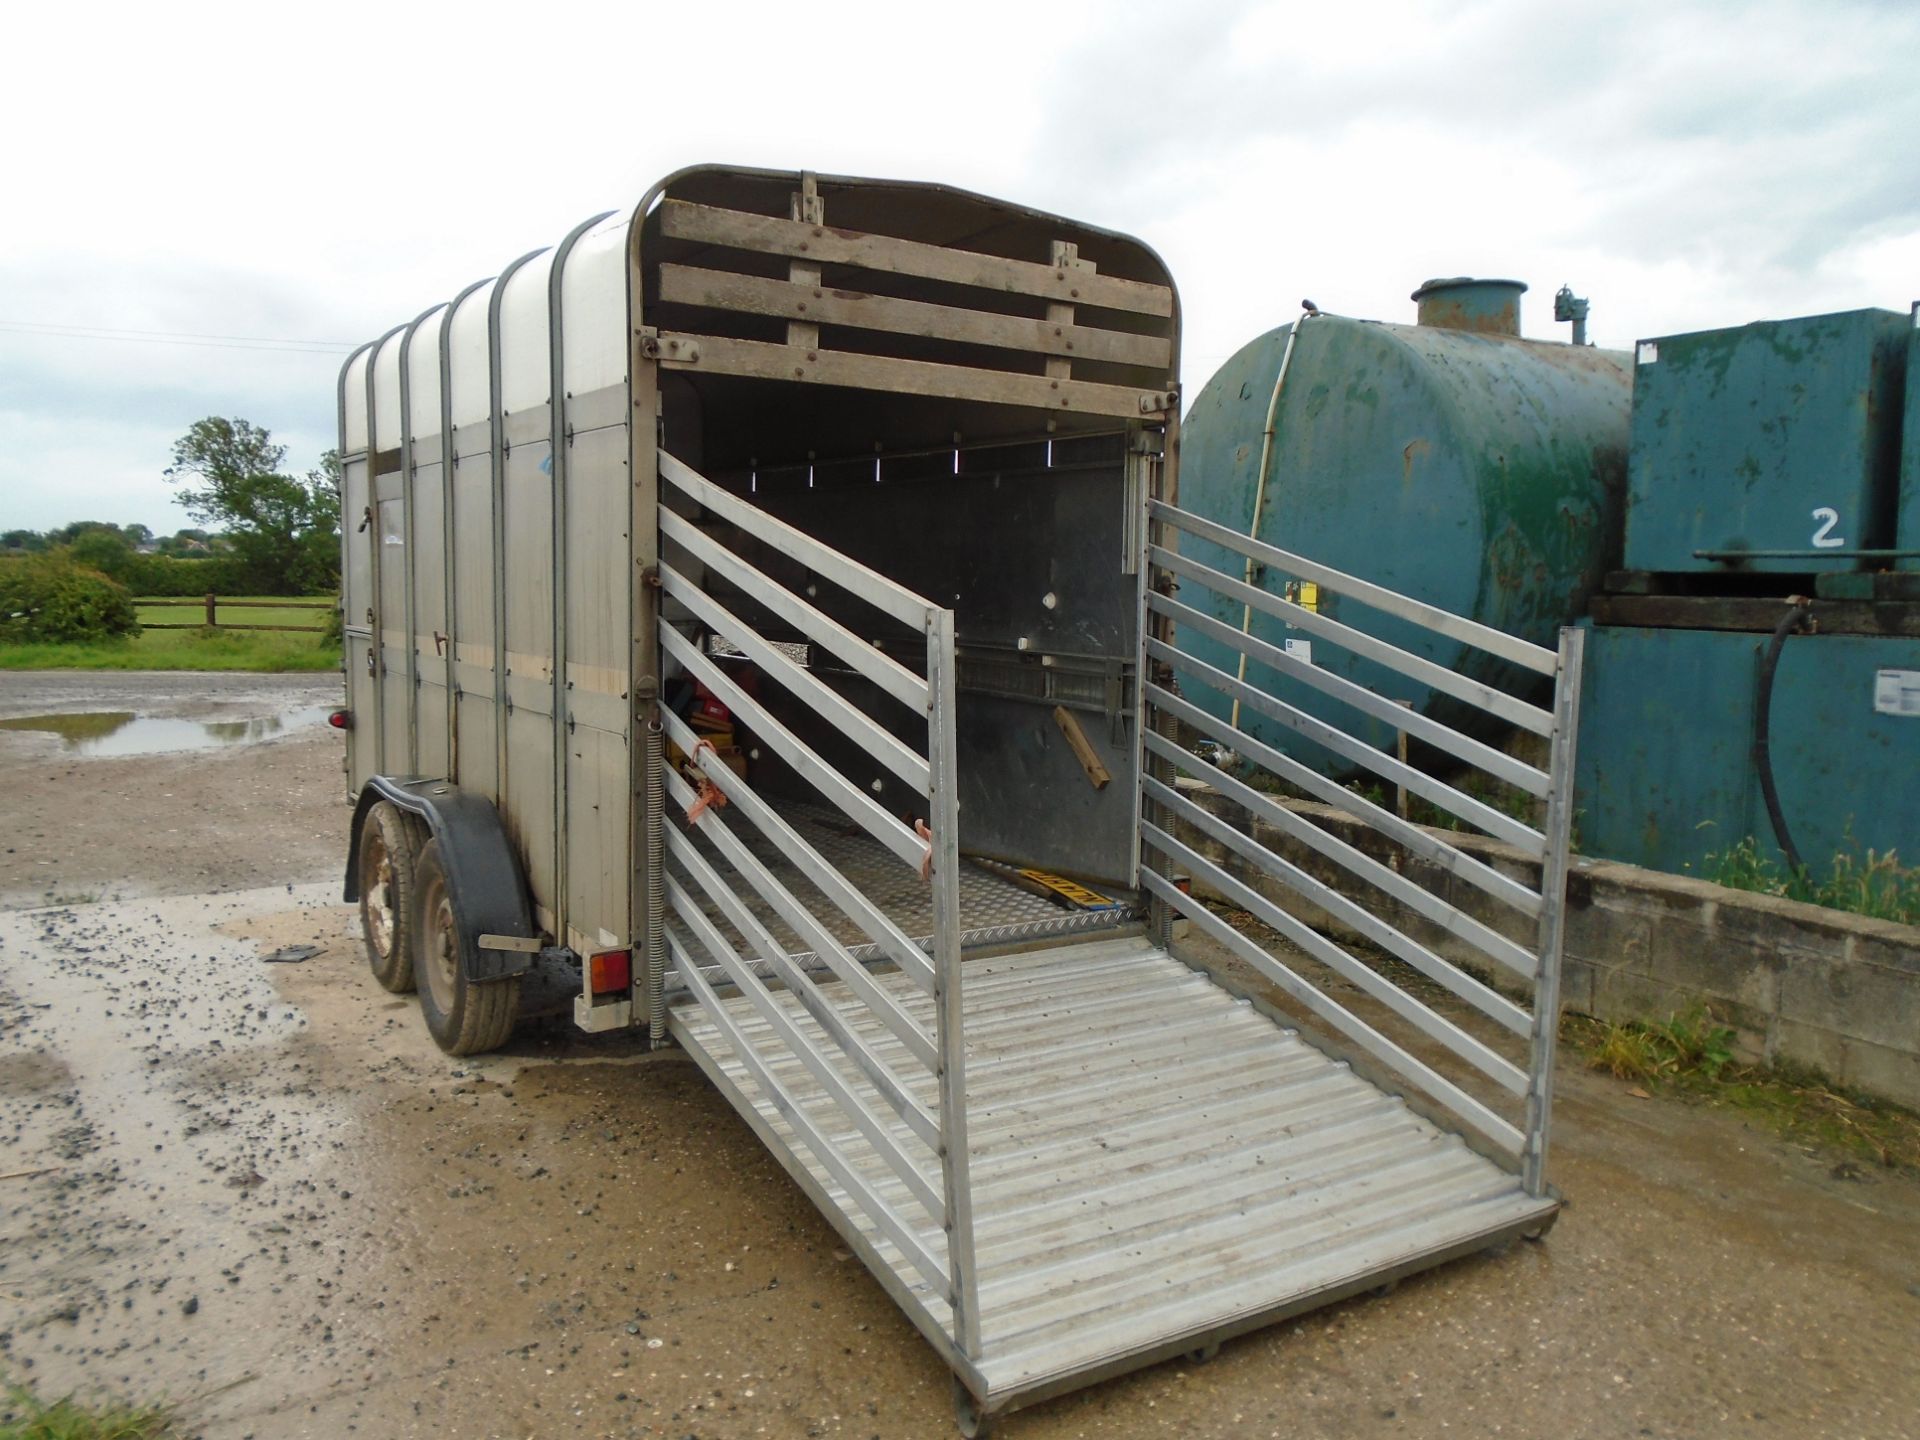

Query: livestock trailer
left=336, top=164, right=1583, bottom=1433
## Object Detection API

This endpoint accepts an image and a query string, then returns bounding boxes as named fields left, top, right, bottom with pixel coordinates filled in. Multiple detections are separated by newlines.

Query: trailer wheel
left=413, top=838, right=517, bottom=1055
left=358, top=802, right=427, bottom=993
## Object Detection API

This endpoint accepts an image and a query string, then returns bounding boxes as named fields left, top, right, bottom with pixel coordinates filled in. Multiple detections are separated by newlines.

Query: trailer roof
left=340, top=164, right=1181, bottom=460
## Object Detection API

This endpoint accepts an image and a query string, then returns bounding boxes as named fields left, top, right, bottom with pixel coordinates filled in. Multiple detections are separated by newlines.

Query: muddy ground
left=0, top=671, right=1916, bottom=1439
left=0, top=673, right=344, bottom=910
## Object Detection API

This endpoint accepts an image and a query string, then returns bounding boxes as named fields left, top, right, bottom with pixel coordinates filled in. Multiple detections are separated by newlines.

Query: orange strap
left=915, top=819, right=933, bottom=882
left=686, top=740, right=729, bottom=822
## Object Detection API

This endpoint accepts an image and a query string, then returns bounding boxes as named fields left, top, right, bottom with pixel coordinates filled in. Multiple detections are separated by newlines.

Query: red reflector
left=327, top=709, right=352, bottom=730
left=589, top=949, right=631, bottom=995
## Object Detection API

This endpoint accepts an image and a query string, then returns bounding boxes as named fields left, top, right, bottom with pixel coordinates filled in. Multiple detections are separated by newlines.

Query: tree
left=50, top=520, right=124, bottom=545
left=163, top=417, right=340, bottom=593
left=66, top=529, right=133, bottom=578
left=155, top=528, right=211, bottom=556
left=1, top=529, right=47, bottom=553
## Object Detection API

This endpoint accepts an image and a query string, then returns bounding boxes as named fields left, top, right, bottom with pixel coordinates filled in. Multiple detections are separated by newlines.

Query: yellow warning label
left=1017, top=869, right=1116, bottom=909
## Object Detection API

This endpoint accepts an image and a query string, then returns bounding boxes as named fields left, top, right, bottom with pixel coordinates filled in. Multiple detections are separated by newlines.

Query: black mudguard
left=343, top=777, right=537, bottom=982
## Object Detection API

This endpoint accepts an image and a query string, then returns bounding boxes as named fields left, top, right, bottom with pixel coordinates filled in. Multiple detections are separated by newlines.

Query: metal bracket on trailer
left=343, top=775, right=540, bottom=982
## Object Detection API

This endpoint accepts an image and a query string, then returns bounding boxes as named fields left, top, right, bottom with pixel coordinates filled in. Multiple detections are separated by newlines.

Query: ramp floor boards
left=669, top=933, right=1555, bottom=1407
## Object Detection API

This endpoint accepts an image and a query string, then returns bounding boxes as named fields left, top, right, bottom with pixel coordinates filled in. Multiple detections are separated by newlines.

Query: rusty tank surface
left=1173, top=278, right=1631, bottom=771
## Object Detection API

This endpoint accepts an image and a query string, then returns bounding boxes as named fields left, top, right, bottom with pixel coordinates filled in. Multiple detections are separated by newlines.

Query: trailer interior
left=645, top=170, right=1170, bottom=981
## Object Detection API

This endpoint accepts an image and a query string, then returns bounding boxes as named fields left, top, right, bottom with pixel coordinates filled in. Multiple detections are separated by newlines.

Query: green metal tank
left=1902, top=301, right=1920, bottom=572
left=1622, top=306, right=1910, bottom=577
left=1176, top=279, right=1630, bottom=771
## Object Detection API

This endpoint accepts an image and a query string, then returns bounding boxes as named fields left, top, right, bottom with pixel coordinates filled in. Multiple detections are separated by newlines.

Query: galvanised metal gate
left=652, top=451, right=982, bottom=1355
left=656, top=456, right=1582, bottom=1432
left=1137, top=498, right=1585, bottom=1195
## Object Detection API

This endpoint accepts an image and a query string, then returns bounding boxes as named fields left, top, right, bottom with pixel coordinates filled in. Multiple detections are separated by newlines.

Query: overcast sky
left=3, top=0, right=1914, bottom=534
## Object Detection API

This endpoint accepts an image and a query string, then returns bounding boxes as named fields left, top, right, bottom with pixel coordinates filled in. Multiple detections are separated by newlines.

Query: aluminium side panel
left=559, top=215, right=637, bottom=952
left=498, top=251, right=561, bottom=927
left=447, top=282, right=499, bottom=800
left=370, top=332, right=410, bottom=775
left=406, top=308, right=452, bottom=779
left=339, top=348, right=375, bottom=795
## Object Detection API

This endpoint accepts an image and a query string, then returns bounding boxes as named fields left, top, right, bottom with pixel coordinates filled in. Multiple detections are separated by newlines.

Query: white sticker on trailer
left=1874, top=670, right=1920, bottom=717
left=1284, top=638, right=1312, bottom=665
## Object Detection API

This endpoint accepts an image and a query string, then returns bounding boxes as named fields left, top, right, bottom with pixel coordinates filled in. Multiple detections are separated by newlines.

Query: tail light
left=328, top=709, right=353, bottom=730
left=589, top=949, right=632, bottom=995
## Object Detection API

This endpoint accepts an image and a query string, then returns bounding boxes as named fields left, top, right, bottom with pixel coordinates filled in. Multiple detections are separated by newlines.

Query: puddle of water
left=0, top=705, right=336, bottom=756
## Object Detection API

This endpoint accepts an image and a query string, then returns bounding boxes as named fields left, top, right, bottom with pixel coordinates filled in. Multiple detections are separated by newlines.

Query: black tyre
left=413, top=838, right=517, bottom=1056
left=358, top=802, right=427, bottom=993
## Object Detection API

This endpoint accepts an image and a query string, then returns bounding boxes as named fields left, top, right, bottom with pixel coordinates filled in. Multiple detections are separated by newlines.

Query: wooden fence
left=137, top=595, right=333, bottom=635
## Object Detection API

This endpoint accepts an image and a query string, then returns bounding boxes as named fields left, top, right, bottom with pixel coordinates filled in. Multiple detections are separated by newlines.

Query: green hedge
left=0, top=554, right=140, bottom=643
left=116, top=553, right=249, bottom=596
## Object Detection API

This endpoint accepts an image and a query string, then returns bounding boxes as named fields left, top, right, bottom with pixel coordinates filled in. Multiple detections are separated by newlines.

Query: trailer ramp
left=654, top=458, right=1582, bottom=1430
left=671, top=932, right=1554, bottom=1408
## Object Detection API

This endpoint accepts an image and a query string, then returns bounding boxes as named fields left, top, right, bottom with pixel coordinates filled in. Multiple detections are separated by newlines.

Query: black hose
left=1753, top=599, right=1814, bottom=873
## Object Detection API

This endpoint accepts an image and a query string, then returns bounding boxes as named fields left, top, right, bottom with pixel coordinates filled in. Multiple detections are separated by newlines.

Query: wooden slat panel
left=658, top=200, right=1174, bottom=319
left=658, top=263, right=1172, bottom=371
left=656, top=333, right=1169, bottom=419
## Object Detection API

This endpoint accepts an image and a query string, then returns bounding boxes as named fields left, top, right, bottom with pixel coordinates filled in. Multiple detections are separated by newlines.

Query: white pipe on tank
left=1230, top=308, right=1315, bottom=731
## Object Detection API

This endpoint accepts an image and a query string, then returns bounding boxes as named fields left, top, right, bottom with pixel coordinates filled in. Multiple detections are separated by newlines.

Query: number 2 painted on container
left=1810, top=507, right=1845, bottom=549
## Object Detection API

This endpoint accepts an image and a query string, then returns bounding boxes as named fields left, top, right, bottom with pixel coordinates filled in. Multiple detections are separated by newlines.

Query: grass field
left=0, top=598, right=341, bottom=673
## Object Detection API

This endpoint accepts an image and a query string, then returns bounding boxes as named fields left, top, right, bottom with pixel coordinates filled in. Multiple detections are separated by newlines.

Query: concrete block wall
left=1172, top=781, right=1920, bottom=1109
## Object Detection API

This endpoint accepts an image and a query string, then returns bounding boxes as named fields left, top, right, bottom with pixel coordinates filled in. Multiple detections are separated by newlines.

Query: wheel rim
left=363, top=834, right=396, bottom=959
left=421, top=873, right=458, bottom=1013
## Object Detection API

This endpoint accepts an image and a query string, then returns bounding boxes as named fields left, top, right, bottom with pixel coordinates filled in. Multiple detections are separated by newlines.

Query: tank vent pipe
left=1411, top=277, right=1526, bottom=336
left=1230, top=307, right=1315, bottom=731
left=1553, top=285, right=1590, bottom=347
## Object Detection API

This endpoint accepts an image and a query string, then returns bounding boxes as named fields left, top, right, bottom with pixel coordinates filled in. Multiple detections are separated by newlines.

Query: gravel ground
left=0, top=670, right=1915, bottom=1439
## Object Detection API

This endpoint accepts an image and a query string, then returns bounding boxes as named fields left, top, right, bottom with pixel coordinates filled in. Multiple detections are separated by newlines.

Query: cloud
left=1016, top=0, right=1918, bottom=376
left=1, top=0, right=1914, bottom=531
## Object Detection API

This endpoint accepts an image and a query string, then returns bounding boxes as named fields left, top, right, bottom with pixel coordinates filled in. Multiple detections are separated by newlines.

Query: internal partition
left=663, top=418, right=1145, bottom=892
left=654, top=437, right=1143, bottom=982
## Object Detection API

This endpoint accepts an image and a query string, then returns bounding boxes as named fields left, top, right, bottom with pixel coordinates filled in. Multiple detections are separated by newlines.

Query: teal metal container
left=1902, top=302, right=1920, bottom=571
left=1176, top=304, right=1629, bottom=771
left=1574, top=623, right=1920, bottom=874
left=1623, top=308, right=1910, bottom=576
